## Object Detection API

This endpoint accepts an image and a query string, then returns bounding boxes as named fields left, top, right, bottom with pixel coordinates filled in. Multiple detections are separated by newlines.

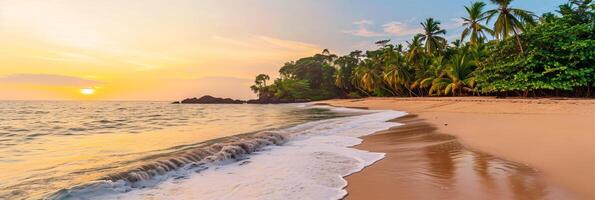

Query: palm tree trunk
left=512, top=28, right=524, bottom=54
left=381, top=84, right=397, bottom=96
left=405, top=85, right=419, bottom=97
left=356, top=86, right=371, bottom=97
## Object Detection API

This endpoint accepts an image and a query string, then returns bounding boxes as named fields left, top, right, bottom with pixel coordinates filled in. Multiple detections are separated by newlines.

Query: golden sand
left=320, top=97, right=595, bottom=199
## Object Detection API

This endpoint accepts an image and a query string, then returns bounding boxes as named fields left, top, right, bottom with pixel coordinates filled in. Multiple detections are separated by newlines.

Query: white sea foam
left=63, top=108, right=406, bottom=200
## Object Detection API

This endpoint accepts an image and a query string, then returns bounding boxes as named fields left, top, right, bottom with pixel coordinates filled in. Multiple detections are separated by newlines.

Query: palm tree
left=333, top=53, right=360, bottom=93
left=353, top=57, right=395, bottom=96
left=430, top=54, right=477, bottom=96
left=451, top=39, right=463, bottom=48
left=411, top=56, right=446, bottom=92
left=375, top=39, right=391, bottom=47
left=334, top=66, right=348, bottom=91
left=417, top=18, right=447, bottom=55
left=461, top=2, right=493, bottom=45
left=406, top=35, right=424, bottom=65
left=352, top=60, right=380, bottom=95
left=381, top=46, right=414, bottom=96
left=316, top=49, right=337, bottom=65
left=255, top=74, right=270, bottom=87
left=250, top=74, right=271, bottom=98
left=485, top=0, right=536, bottom=53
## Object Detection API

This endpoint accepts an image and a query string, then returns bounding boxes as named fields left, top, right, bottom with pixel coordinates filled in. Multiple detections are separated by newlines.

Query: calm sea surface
left=0, top=101, right=344, bottom=199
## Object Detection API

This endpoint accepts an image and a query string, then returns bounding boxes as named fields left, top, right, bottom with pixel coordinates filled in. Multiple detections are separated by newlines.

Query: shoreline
left=320, top=97, right=595, bottom=199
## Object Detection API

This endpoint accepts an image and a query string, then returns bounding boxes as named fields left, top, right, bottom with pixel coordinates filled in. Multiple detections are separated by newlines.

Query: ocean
left=0, top=101, right=405, bottom=200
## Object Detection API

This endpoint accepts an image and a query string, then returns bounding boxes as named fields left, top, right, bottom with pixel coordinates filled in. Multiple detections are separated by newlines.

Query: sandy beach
left=319, top=97, right=595, bottom=199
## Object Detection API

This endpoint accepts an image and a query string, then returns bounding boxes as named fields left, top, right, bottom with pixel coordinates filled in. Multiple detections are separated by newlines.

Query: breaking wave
left=48, top=106, right=405, bottom=200
left=48, top=131, right=288, bottom=199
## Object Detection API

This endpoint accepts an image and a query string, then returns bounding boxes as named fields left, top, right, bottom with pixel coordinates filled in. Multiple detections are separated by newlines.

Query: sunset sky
left=0, top=0, right=564, bottom=100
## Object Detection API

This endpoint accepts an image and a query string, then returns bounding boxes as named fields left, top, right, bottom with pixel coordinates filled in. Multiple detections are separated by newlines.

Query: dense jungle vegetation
left=251, top=0, right=594, bottom=101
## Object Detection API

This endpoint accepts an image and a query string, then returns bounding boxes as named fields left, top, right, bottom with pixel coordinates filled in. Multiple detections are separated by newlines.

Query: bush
left=477, top=4, right=594, bottom=97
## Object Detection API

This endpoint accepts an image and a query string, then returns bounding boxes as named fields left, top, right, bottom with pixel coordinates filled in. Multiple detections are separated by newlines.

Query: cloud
left=353, top=19, right=373, bottom=25
left=210, top=35, right=321, bottom=52
left=343, top=20, right=386, bottom=37
left=382, top=21, right=422, bottom=36
left=0, top=73, right=103, bottom=86
left=344, top=17, right=463, bottom=39
left=33, top=51, right=101, bottom=63
left=443, top=18, right=465, bottom=30
left=123, top=60, right=160, bottom=71
left=350, top=40, right=379, bottom=51
left=211, top=35, right=257, bottom=49
left=344, top=19, right=423, bottom=37
left=257, top=36, right=320, bottom=51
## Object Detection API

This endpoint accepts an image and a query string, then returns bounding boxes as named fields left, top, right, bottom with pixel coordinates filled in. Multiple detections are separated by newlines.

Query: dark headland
left=172, top=95, right=310, bottom=104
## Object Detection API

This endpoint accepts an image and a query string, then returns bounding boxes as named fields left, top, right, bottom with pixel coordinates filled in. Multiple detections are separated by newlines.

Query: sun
left=80, top=88, right=95, bottom=95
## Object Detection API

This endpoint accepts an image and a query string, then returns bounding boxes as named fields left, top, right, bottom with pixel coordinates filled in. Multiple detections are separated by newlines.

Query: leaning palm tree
left=352, top=60, right=380, bottom=95
left=416, top=18, right=447, bottom=55
left=383, top=54, right=414, bottom=96
left=485, top=0, right=536, bottom=53
left=461, top=2, right=493, bottom=45
left=411, top=56, right=446, bottom=91
left=333, top=54, right=359, bottom=93
left=430, top=54, right=477, bottom=96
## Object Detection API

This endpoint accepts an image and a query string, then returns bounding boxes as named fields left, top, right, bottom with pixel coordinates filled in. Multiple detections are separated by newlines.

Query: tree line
left=251, top=0, right=594, bottom=101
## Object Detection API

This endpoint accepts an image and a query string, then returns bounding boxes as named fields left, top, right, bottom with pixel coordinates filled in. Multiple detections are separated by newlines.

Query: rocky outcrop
left=174, top=95, right=245, bottom=104
left=173, top=95, right=311, bottom=104
left=246, top=98, right=310, bottom=104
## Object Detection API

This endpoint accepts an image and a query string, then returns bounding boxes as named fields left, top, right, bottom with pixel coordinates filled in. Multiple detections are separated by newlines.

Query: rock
left=246, top=98, right=311, bottom=104
left=175, top=95, right=311, bottom=104
left=177, top=95, right=246, bottom=104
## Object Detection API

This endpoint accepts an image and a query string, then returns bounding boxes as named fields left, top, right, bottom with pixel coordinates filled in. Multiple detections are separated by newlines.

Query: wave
left=48, top=131, right=288, bottom=199
left=103, top=131, right=286, bottom=183
left=48, top=106, right=406, bottom=200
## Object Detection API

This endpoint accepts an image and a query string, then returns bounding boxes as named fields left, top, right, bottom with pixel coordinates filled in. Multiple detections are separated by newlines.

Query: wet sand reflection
left=345, top=114, right=576, bottom=200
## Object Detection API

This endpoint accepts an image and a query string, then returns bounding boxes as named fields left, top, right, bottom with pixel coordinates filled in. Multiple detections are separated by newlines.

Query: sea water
left=0, top=101, right=404, bottom=200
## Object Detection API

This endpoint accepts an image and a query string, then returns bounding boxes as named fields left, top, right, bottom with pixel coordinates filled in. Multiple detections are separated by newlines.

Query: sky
left=0, top=0, right=565, bottom=101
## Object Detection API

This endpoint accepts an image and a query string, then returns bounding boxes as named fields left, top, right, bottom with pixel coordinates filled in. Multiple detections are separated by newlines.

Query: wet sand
left=319, top=97, right=595, bottom=199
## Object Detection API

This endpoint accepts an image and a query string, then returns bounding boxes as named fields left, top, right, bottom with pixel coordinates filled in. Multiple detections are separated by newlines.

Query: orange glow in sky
left=0, top=1, right=322, bottom=100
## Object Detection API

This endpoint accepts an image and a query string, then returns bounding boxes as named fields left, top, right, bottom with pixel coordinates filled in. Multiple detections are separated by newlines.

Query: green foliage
left=250, top=0, right=593, bottom=100
left=417, top=18, right=447, bottom=55
left=250, top=50, right=339, bottom=101
left=461, top=2, right=493, bottom=45
left=270, top=79, right=312, bottom=100
left=250, top=74, right=272, bottom=99
left=478, top=0, right=594, bottom=96
left=486, top=0, right=536, bottom=40
left=437, top=52, right=477, bottom=95
left=334, top=51, right=362, bottom=94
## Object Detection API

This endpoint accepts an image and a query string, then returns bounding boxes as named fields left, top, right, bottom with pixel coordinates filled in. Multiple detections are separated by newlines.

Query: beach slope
left=320, top=97, right=595, bottom=199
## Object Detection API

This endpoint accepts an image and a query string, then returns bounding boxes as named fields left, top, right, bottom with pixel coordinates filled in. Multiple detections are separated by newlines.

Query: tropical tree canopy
left=461, top=2, right=494, bottom=45
left=485, top=0, right=537, bottom=52
left=416, top=18, right=447, bottom=55
left=250, top=0, right=594, bottom=101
